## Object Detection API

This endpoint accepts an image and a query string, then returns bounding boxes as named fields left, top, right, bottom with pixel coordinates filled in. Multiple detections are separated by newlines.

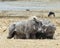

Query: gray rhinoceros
left=36, top=19, right=56, bottom=39
left=7, top=17, right=42, bottom=39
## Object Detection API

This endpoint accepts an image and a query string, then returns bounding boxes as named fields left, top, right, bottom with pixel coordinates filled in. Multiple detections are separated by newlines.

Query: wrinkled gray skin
left=7, top=18, right=42, bottom=39
left=37, top=20, right=56, bottom=39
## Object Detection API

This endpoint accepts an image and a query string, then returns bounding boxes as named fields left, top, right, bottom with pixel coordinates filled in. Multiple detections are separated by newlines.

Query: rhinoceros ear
left=33, top=18, right=39, bottom=23
left=33, top=17, right=37, bottom=21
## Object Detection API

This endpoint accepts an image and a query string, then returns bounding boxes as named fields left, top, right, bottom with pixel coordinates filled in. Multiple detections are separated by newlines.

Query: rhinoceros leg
left=14, top=34, right=19, bottom=39
left=26, top=33, right=30, bottom=39
left=7, top=31, right=16, bottom=39
left=30, top=33, right=36, bottom=39
left=14, top=33, right=26, bottom=39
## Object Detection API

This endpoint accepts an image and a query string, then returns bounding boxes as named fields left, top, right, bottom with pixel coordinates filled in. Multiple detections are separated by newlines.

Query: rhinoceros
left=7, top=17, right=42, bottom=39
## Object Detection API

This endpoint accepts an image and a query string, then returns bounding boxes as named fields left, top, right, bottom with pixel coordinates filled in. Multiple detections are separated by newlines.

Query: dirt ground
left=0, top=17, right=60, bottom=48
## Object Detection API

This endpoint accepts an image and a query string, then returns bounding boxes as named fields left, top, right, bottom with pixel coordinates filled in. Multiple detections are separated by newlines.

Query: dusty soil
left=0, top=17, right=60, bottom=48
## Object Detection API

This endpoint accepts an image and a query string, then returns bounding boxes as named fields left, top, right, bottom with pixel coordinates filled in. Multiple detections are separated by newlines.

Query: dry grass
left=0, top=17, right=60, bottom=48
